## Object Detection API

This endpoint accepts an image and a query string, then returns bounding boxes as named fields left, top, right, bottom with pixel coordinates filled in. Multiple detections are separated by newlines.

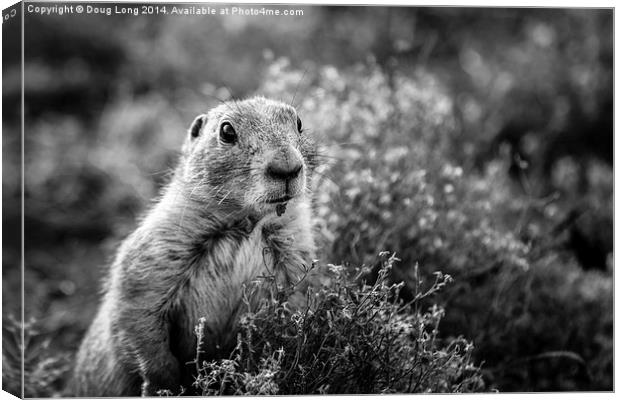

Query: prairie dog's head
left=181, top=96, right=317, bottom=216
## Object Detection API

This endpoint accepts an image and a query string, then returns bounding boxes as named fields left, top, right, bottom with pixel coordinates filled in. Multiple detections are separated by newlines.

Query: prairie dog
left=73, top=96, right=317, bottom=396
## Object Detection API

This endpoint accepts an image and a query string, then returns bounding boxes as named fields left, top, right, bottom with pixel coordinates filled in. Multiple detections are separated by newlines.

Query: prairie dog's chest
left=171, top=228, right=274, bottom=361
left=191, top=231, right=271, bottom=307
left=171, top=209, right=314, bottom=361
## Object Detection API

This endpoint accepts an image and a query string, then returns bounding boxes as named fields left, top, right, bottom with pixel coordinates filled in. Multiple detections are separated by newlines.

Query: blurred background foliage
left=2, top=5, right=612, bottom=395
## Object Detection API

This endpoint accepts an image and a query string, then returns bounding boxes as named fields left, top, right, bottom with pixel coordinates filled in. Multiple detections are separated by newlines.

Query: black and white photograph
left=1, top=1, right=615, bottom=397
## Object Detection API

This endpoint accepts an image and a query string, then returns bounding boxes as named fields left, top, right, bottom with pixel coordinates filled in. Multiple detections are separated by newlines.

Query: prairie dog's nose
left=266, top=146, right=303, bottom=181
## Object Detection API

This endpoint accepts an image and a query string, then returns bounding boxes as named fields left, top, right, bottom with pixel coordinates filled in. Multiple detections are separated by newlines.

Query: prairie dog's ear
left=188, top=114, right=207, bottom=139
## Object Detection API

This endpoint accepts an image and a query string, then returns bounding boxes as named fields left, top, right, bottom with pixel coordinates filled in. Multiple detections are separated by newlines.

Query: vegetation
left=259, top=61, right=612, bottom=391
left=188, top=254, right=484, bottom=395
left=2, top=317, right=69, bottom=397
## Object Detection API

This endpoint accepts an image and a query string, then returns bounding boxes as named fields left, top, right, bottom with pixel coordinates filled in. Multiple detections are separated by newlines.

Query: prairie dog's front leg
left=113, top=295, right=181, bottom=396
left=110, top=241, right=184, bottom=397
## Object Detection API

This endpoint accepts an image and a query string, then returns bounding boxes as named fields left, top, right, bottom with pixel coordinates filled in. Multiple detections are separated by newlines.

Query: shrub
left=2, top=316, right=69, bottom=398
left=190, top=253, right=485, bottom=395
left=258, top=60, right=612, bottom=391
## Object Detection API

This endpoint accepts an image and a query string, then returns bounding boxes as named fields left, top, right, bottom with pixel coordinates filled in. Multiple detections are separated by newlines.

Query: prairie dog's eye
left=219, top=122, right=237, bottom=144
left=297, top=116, right=303, bottom=133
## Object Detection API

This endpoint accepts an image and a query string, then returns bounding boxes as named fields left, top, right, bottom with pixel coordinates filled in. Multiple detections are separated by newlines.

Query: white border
left=0, top=1, right=615, bottom=399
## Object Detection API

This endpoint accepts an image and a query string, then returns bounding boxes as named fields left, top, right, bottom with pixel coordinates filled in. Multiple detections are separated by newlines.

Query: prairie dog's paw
left=260, top=219, right=285, bottom=240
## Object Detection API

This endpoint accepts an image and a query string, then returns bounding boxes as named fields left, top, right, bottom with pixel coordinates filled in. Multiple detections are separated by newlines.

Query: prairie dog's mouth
left=265, top=195, right=293, bottom=204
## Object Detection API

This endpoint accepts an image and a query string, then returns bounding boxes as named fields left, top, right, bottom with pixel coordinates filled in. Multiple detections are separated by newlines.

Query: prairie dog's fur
left=73, top=97, right=317, bottom=396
